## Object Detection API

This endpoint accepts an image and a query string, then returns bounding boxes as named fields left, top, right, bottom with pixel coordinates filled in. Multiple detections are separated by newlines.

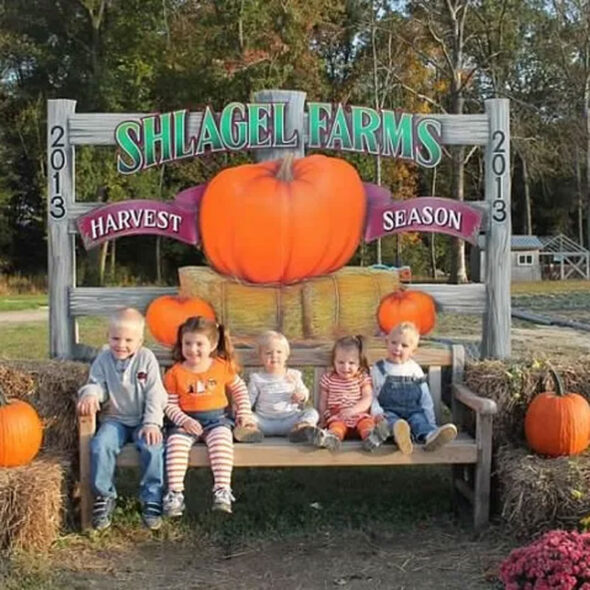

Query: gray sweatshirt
left=78, top=346, right=167, bottom=427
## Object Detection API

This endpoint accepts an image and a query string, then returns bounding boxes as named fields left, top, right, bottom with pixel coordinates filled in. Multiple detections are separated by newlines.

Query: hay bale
left=179, top=266, right=400, bottom=340
left=0, top=455, right=66, bottom=552
left=496, top=445, right=590, bottom=538
left=0, top=361, right=88, bottom=461
left=464, top=357, right=590, bottom=447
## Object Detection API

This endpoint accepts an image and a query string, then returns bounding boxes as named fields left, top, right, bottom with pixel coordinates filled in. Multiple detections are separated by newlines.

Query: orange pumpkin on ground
left=146, top=295, right=216, bottom=347
left=377, top=289, right=436, bottom=335
left=0, top=387, right=43, bottom=467
left=199, top=154, right=366, bottom=284
left=524, top=368, right=590, bottom=457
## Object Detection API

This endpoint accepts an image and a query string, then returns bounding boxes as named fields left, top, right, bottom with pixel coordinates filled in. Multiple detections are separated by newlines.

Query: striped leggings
left=166, top=426, right=233, bottom=492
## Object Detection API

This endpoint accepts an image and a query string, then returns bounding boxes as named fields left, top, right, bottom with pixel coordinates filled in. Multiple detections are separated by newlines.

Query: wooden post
left=252, top=89, right=306, bottom=161
left=78, top=414, right=96, bottom=529
left=48, top=100, right=77, bottom=359
left=473, top=413, right=493, bottom=532
left=482, top=99, right=511, bottom=359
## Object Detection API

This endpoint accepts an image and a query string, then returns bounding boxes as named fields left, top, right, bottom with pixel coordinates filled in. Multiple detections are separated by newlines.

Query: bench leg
left=79, top=414, right=96, bottom=530
left=474, top=414, right=493, bottom=533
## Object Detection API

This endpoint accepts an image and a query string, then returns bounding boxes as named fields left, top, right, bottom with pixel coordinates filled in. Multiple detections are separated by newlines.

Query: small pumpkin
left=525, top=368, right=590, bottom=457
left=199, top=154, right=366, bottom=284
left=377, top=289, right=436, bottom=335
left=0, top=386, right=43, bottom=467
left=146, top=295, right=216, bottom=347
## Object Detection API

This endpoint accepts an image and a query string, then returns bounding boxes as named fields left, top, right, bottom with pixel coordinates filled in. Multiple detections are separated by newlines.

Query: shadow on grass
left=116, top=464, right=454, bottom=544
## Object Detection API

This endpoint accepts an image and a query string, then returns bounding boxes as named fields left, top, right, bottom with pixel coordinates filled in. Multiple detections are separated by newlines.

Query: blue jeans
left=378, top=376, right=435, bottom=441
left=90, top=420, right=164, bottom=505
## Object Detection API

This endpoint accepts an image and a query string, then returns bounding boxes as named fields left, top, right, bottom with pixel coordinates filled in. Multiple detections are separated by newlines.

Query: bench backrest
left=233, top=344, right=457, bottom=425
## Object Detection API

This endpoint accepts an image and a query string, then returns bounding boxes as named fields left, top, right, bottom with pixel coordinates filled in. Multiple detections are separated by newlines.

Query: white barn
left=470, top=235, right=543, bottom=283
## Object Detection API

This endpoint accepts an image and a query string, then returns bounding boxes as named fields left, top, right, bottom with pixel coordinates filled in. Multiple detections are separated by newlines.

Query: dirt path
left=0, top=308, right=47, bottom=323
left=50, top=523, right=510, bottom=590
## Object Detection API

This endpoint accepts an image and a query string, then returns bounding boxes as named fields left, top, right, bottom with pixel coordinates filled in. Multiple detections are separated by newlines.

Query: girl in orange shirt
left=163, top=316, right=261, bottom=516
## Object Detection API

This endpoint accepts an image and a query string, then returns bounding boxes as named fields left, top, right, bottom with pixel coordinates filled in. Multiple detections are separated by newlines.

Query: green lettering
left=220, top=102, right=247, bottom=150
left=415, top=118, right=442, bottom=168
left=272, top=103, right=298, bottom=148
left=382, top=111, right=414, bottom=159
left=195, top=106, right=224, bottom=154
left=326, top=104, right=353, bottom=151
left=351, top=106, right=380, bottom=154
left=143, top=113, right=173, bottom=168
left=307, top=102, right=332, bottom=148
left=116, top=121, right=144, bottom=175
left=247, top=103, right=272, bottom=147
left=173, top=109, right=195, bottom=160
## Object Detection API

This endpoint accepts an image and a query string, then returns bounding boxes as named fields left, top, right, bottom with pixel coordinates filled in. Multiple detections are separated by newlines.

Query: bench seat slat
left=116, top=433, right=476, bottom=467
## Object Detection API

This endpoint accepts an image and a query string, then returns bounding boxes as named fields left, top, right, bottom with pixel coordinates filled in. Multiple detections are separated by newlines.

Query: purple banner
left=364, top=195, right=482, bottom=244
left=77, top=194, right=202, bottom=250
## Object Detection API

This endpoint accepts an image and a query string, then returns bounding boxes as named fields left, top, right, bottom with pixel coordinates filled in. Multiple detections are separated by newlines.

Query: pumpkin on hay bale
left=525, top=367, right=590, bottom=457
left=377, top=289, right=437, bottom=335
left=199, top=154, right=366, bottom=284
left=146, top=294, right=216, bottom=347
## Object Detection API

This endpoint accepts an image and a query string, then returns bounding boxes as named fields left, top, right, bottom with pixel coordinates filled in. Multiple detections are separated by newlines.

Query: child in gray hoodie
left=77, top=308, right=167, bottom=531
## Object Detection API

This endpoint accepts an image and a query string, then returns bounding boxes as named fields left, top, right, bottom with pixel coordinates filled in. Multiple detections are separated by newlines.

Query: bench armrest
left=452, top=383, right=497, bottom=416
left=79, top=414, right=97, bottom=437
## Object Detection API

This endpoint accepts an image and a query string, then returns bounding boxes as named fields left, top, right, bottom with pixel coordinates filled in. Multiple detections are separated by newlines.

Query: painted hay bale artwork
left=179, top=266, right=400, bottom=340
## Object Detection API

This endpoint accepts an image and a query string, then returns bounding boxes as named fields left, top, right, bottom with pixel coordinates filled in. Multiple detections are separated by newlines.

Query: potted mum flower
left=500, top=530, right=590, bottom=589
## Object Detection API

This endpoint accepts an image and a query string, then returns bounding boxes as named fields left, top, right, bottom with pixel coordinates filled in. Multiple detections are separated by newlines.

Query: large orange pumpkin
left=377, top=289, right=436, bottom=335
left=525, top=368, right=590, bottom=457
left=0, top=388, right=43, bottom=467
left=146, top=295, right=216, bottom=347
left=199, top=154, right=366, bottom=284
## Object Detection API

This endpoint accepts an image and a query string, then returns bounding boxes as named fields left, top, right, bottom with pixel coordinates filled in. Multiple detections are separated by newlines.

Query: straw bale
left=0, top=361, right=89, bottom=460
left=464, top=357, right=590, bottom=448
left=495, top=445, right=590, bottom=538
left=179, top=266, right=400, bottom=340
left=0, top=455, right=66, bottom=553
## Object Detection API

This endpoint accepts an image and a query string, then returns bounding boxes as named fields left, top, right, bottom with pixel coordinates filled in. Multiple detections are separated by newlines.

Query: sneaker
left=91, top=495, right=116, bottom=531
left=212, top=487, right=235, bottom=513
left=141, top=502, right=163, bottom=531
left=393, top=420, right=413, bottom=455
left=362, top=420, right=391, bottom=452
left=424, top=423, right=458, bottom=452
left=310, top=428, right=341, bottom=452
left=288, top=424, right=320, bottom=443
left=163, top=490, right=185, bottom=517
left=233, top=425, right=264, bottom=443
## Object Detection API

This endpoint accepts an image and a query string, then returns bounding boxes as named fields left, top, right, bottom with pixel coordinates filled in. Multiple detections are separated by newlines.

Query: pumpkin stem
left=276, top=154, right=295, bottom=182
left=548, top=365, right=565, bottom=397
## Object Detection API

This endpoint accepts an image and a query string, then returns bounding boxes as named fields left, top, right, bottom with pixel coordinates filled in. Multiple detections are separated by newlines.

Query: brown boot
left=288, top=423, right=321, bottom=443
left=233, top=425, right=264, bottom=443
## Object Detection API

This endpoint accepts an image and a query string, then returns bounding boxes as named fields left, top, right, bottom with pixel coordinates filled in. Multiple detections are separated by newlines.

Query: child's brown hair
left=173, top=316, right=239, bottom=373
left=331, top=335, right=370, bottom=375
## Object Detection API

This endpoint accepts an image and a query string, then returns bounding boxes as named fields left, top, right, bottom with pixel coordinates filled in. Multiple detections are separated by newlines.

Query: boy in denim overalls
left=364, top=321, right=457, bottom=454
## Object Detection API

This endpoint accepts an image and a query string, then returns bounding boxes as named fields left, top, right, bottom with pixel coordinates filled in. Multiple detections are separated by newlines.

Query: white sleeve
left=248, top=373, right=261, bottom=409
left=292, top=369, right=310, bottom=402
left=370, top=364, right=384, bottom=415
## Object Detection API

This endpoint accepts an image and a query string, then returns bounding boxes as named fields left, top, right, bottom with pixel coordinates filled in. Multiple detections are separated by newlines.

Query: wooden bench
left=79, top=341, right=497, bottom=531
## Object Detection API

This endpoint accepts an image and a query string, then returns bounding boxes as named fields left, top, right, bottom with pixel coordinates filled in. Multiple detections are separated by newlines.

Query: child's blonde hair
left=109, top=307, right=145, bottom=334
left=331, top=335, right=370, bottom=374
left=256, top=330, right=290, bottom=357
left=389, top=321, right=420, bottom=348
left=173, top=316, right=238, bottom=373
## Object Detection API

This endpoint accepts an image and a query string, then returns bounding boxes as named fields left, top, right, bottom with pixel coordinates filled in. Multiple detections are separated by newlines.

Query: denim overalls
left=169, top=409, right=234, bottom=438
left=375, top=360, right=435, bottom=442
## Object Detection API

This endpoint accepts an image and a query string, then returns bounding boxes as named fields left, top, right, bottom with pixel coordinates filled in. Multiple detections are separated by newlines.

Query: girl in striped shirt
left=162, top=316, right=261, bottom=516
left=311, top=335, right=385, bottom=451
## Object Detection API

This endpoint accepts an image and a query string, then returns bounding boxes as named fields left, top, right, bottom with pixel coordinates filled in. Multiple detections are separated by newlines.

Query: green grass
left=0, top=294, right=47, bottom=311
